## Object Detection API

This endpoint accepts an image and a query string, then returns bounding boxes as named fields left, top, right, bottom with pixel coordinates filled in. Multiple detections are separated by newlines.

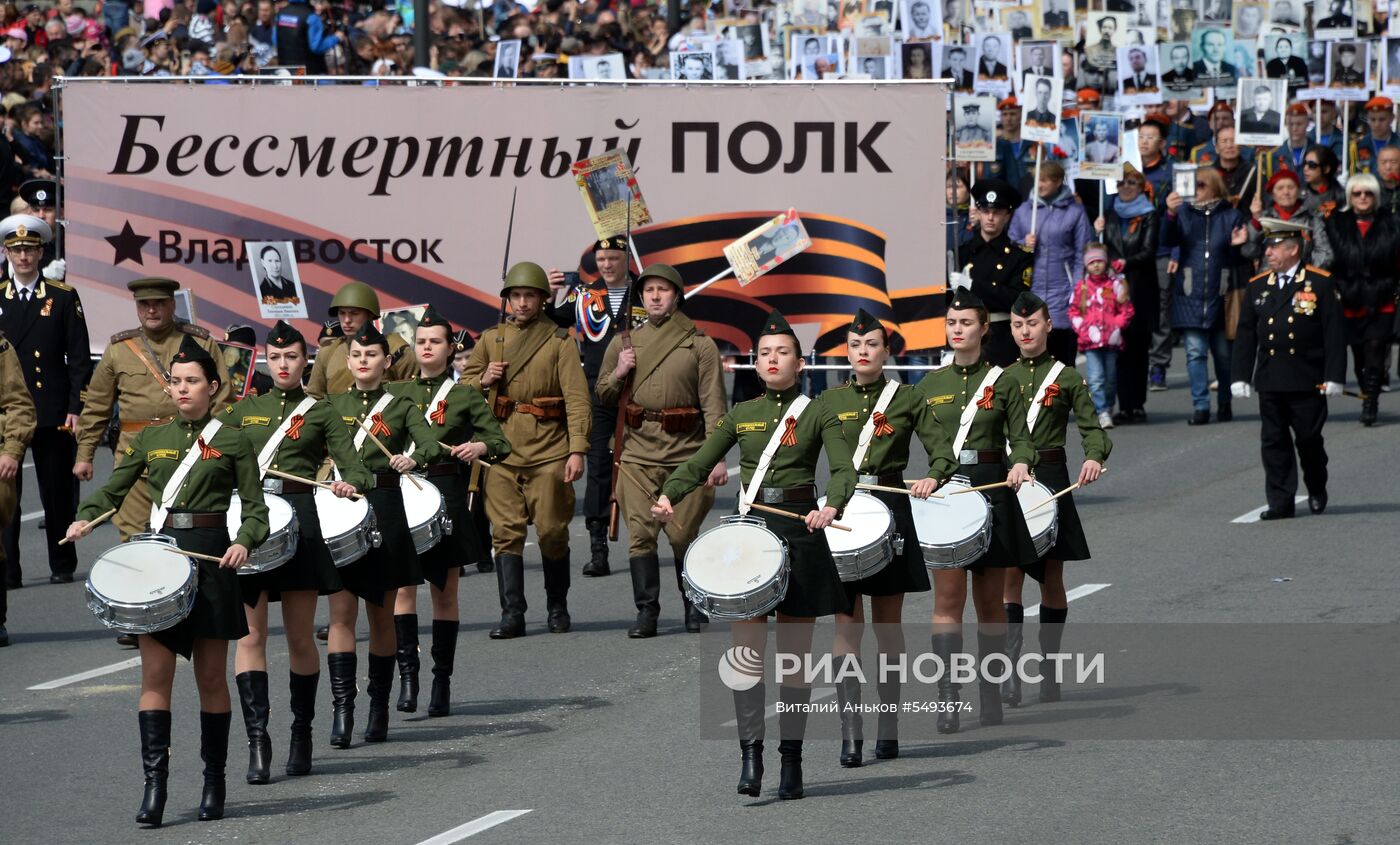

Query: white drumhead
left=817, top=493, right=892, bottom=553
left=227, top=493, right=293, bottom=540
left=314, top=488, right=370, bottom=533
left=687, top=522, right=784, bottom=596
left=910, top=482, right=991, bottom=545
left=1016, top=480, right=1058, bottom=535
left=89, top=540, right=192, bottom=603
left=401, top=475, right=444, bottom=522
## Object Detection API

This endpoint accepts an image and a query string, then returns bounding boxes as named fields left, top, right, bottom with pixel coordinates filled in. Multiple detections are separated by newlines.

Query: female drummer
left=222, top=321, right=373, bottom=783
left=388, top=305, right=510, bottom=717
left=323, top=322, right=442, bottom=747
left=818, top=308, right=957, bottom=766
left=914, top=288, right=1037, bottom=734
left=66, top=336, right=269, bottom=827
left=652, top=310, right=855, bottom=801
left=1001, top=291, right=1109, bottom=705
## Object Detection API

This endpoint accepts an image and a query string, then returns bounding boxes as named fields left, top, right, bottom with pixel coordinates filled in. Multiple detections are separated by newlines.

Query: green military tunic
left=1003, top=352, right=1112, bottom=565
left=663, top=385, right=856, bottom=618
left=915, top=359, right=1039, bottom=569
left=222, top=386, right=375, bottom=601
left=306, top=332, right=416, bottom=398
left=817, top=376, right=959, bottom=596
left=388, top=372, right=511, bottom=586
left=77, top=414, right=269, bottom=656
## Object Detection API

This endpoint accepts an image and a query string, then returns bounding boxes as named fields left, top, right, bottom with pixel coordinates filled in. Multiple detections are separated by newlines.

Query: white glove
left=949, top=271, right=972, bottom=291
left=1230, top=381, right=1252, bottom=399
left=1321, top=381, right=1343, bottom=397
left=41, top=258, right=66, bottom=281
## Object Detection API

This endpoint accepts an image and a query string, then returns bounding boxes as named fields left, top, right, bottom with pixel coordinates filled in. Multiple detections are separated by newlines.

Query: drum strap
left=354, top=393, right=397, bottom=452
left=1025, top=361, right=1065, bottom=434
left=150, top=418, right=224, bottom=531
left=738, top=394, right=811, bottom=516
left=404, top=378, right=456, bottom=455
left=256, top=397, right=317, bottom=475
left=952, top=366, right=1002, bottom=457
left=850, top=380, right=901, bottom=473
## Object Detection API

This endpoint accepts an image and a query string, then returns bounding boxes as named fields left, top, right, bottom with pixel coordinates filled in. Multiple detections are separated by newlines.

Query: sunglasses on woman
left=1302, top=161, right=1321, bottom=168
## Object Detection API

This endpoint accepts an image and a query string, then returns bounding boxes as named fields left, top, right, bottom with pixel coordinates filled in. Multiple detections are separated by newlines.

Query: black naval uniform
left=965, top=180, right=1036, bottom=367
left=1231, top=263, right=1347, bottom=517
left=0, top=276, right=91, bottom=581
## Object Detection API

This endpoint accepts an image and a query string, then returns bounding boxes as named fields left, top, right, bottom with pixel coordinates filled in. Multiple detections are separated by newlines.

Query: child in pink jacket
left=1068, top=242, right=1135, bottom=427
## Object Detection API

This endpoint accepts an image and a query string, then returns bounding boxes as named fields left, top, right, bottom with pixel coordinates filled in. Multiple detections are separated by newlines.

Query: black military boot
left=394, top=613, right=420, bottom=713
left=363, top=653, right=394, bottom=742
left=582, top=517, right=611, bottom=577
left=673, top=549, right=706, bottom=633
left=285, top=671, right=318, bottom=776
left=235, top=671, right=272, bottom=785
left=1002, top=603, right=1025, bottom=707
left=197, top=711, right=231, bottom=821
left=542, top=553, right=572, bottom=633
left=874, top=676, right=900, bottom=759
left=777, top=685, right=811, bottom=800
left=136, top=710, right=171, bottom=827
left=489, top=553, right=527, bottom=639
left=627, top=554, right=660, bottom=638
left=326, top=652, right=357, bottom=749
left=1039, top=606, right=1068, bottom=702
left=1361, top=369, right=1380, bottom=427
left=835, top=674, right=864, bottom=768
left=932, top=631, right=962, bottom=734
left=977, top=629, right=1006, bottom=726
left=428, top=620, right=458, bottom=717
left=733, top=682, right=766, bottom=797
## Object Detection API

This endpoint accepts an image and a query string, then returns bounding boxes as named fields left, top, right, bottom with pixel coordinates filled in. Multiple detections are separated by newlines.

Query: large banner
left=61, top=80, right=947, bottom=354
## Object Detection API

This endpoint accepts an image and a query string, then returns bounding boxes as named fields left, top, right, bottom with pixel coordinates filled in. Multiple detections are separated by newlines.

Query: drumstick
left=931, top=479, right=1011, bottom=499
left=748, top=502, right=853, bottom=532
left=1024, top=467, right=1108, bottom=514
left=58, top=507, right=117, bottom=545
left=358, top=419, right=423, bottom=490
left=855, top=482, right=912, bottom=495
left=437, top=440, right=492, bottom=469
left=265, top=468, right=363, bottom=500
left=620, top=464, right=689, bottom=535
left=161, top=546, right=228, bottom=564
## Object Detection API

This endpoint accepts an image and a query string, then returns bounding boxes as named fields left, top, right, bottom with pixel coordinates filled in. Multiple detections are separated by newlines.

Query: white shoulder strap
left=1025, top=361, right=1066, bottom=433
left=354, top=392, right=397, bottom=452
left=150, top=418, right=223, bottom=531
left=404, top=378, right=457, bottom=456
left=952, top=366, right=1003, bottom=457
left=256, top=396, right=317, bottom=476
left=849, top=380, right=901, bottom=473
left=739, top=395, right=811, bottom=516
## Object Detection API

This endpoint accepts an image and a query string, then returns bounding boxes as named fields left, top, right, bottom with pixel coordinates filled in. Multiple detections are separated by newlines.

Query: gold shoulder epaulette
left=110, top=327, right=142, bottom=342
left=45, top=279, right=73, bottom=292
left=554, top=327, right=570, bottom=339
left=178, top=322, right=211, bottom=339
left=1304, top=265, right=1331, bottom=277
left=1249, top=270, right=1271, bottom=283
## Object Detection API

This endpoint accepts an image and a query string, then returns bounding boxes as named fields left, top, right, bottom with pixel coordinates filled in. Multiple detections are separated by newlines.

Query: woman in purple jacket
left=1009, top=159, right=1093, bottom=365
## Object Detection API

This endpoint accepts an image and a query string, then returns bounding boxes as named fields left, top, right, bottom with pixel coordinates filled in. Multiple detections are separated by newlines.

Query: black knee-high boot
left=136, top=710, right=171, bottom=827
left=428, top=620, right=458, bottom=717
left=394, top=613, right=420, bottom=713
left=1039, top=606, right=1068, bottom=702
left=874, top=675, right=900, bottom=759
left=235, top=670, right=272, bottom=785
left=932, top=631, right=962, bottom=734
left=363, top=653, right=395, bottom=742
left=1002, top=603, right=1024, bottom=707
left=777, top=685, right=811, bottom=800
left=489, top=553, right=527, bottom=639
left=285, top=671, right=318, bottom=776
left=197, top=711, right=231, bottom=821
left=327, top=652, right=357, bottom=749
left=835, top=674, right=863, bottom=767
left=673, top=548, right=706, bottom=632
left=733, top=682, right=765, bottom=797
left=977, top=629, right=1006, bottom=726
left=541, top=552, right=572, bottom=633
left=627, top=554, right=660, bottom=638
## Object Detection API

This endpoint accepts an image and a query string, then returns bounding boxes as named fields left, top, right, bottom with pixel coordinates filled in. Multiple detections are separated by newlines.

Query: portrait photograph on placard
left=901, top=0, right=941, bottom=39
left=246, top=241, right=308, bottom=321
left=380, top=305, right=427, bottom=350
left=714, top=39, right=746, bottom=79
left=1314, top=0, right=1359, bottom=41
left=1079, top=111, right=1125, bottom=180
left=953, top=94, right=998, bottom=161
left=1199, top=0, right=1232, bottom=25
left=854, top=54, right=894, bottom=78
left=1004, top=4, right=1035, bottom=39
left=723, top=211, right=813, bottom=286
left=1232, top=0, right=1265, bottom=38
left=973, top=31, right=1013, bottom=93
left=493, top=39, right=521, bottom=79
left=1020, top=73, right=1064, bottom=142
left=1169, top=2, right=1199, bottom=42
left=1161, top=41, right=1202, bottom=99
left=1034, top=0, right=1075, bottom=40
left=1326, top=39, right=1371, bottom=98
left=216, top=340, right=257, bottom=399
left=1125, top=25, right=1156, bottom=47
left=1084, top=12, right=1128, bottom=71
left=1118, top=45, right=1163, bottom=104
left=942, top=0, right=967, bottom=34
left=1173, top=162, right=1198, bottom=199
left=1235, top=77, right=1287, bottom=146
left=1059, top=115, right=1080, bottom=181
left=173, top=289, right=197, bottom=326
left=942, top=42, right=974, bottom=89
left=672, top=49, right=718, bottom=81
left=570, top=53, right=626, bottom=81
left=1266, top=0, right=1303, bottom=28
left=1264, top=33, right=1310, bottom=89
left=1127, top=0, right=1155, bottom=28
left=1383, top=36, right=1400, bottom=96
left=1191, top=25, right=1238, bottom=90
left=1017, top=40, right=1061, bottom=88
left=571, top=149, right=652, bottom=241
left=901, top=40, right=939, bottom=78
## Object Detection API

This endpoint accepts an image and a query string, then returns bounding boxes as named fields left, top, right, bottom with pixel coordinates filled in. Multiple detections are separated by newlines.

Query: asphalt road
left=2, top=368, right=1398, bottom=845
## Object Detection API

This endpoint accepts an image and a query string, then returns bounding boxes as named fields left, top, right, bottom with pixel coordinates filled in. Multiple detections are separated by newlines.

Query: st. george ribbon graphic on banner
left=58, top=79, right=948, bottom=355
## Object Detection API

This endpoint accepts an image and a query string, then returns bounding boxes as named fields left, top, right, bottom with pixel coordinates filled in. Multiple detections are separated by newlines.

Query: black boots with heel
left=235, top=670, right=272, bottom=785
left=135, top=710, right=171, bottom=827
left=394, top=613, right=420, bottom=713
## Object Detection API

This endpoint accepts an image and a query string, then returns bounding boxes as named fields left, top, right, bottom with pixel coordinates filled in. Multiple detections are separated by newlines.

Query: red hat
left=1285, top=103, right=1310, bottom=117
left=1265, top=169, right=1300, bottom=193
left=1142, top=113, right=1171, bottom=131
left=1208, top=100, right=1234, bottom=117
left=998, top=95, right=1018, bottom=110
left=1365, top=96, right=1394, bottom=112
left=1076, top=87, right=1101, bottom=104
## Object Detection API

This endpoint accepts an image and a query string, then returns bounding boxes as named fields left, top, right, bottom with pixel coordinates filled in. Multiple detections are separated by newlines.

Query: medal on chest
left=1292, top=282, right=1317, bottom=317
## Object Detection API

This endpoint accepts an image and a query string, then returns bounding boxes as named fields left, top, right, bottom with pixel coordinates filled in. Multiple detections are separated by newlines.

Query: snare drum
left=817, top=492, right=898, bottom=582
left=85, top=533, right=198, bottom=633
left=683, top=516, right=789, bottom=620
left=228, top=493, right=299, bottom=574
left=910, top=480, right=994, bottom=569
left=314, top=489, right=381, bottom=567
left=401, top=475, right=449, bottom=554
left=1015, top=480, right=1059, bottom=558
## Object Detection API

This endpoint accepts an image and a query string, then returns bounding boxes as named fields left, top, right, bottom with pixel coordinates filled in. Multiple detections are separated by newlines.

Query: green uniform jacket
left=816, top=376, right=958, bottom=482
left=220, top=386, right=376, bottom=491
left=323, top=386, right=443, bottom=471
left=387, top=372, right=511, bottom=465
left=662, top=386, right=856, bottom=508
left=914, top=359, right=1038, bottom=467
left=1002, top=352, right=1112, bottom=462
left=77, top=414, right=271, bottom=549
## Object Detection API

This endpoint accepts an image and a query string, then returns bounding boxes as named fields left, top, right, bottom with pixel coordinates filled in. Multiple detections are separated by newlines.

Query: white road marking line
left=28, top=657, right=142, bottom=691
left=720, top=686, right=836, bottom=728
left=1025, top=583, right=1111, bottom=618
left=21, top=510, right=43, bottom=522
left=1231, top=496, right=1309, bottom=524
left=415, top=810, right=533, bottom=845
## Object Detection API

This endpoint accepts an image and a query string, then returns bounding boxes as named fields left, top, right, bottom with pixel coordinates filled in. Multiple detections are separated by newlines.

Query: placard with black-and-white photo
left=1084, top=12, right=1128, bottom=71
left=1314, top=0, right=1358, bottom=41
left=1117, top=44, right=1163, bottom=104
left=952, top=94, right=998, bottom=161
left=973, top=31, right=1013, bottom=93
left=901, top=0, right=942, bottom=39
left=1160, top=41, right=1202, bottom=99
left=853, top=53, right=894, bottom=78
left=1003, top=5, right=1036, bottom=39
left=1266, top=0, right=1304, bottom=28
left=854, top=36, right=896, bottom=78
left=494, top=39, right=521, bottom=79
left=734, top=23, right=769, bottom=60
left=1127, top=0, right=1156, bottom=28
left=1232, top=0, right=1266, bottom=39
left=1017, top=40, right=1060, bottom=89
left=1326, top=39, right=1371, bottom=99
left=1020, top=73, right=1064, bottom=142
left=1173, top=162, right=1198, bottom=200
left=1125, top=25, right=1157, bottom=47
left=672, top=49, right=717, bottom=81
left=1199, top=0, right=1232, bottom=26
left=246, top=241, right=308, bottom=320
left=1235, top=77, right=1287, bottom=145
left=569, top=53, right=626, bottom=81
left=1079, top=111, right=1124, bottom=180
left=714, top=39, right=747, bottom=79
left=1168, top=3, right=1198, bottom=42
left=1034, top=0, right=1075, bottom=41
left=942, top=41, right=974, bottom=89
left=789, top=32, right=843, bottom=79
left=1382, top=36, right=1400, bottom=96
left=901, top=40, right=939, bottom=78
left=1263, top=33, right=1310, bottom=89
left=1190, top=25, right=1238, bottom=90
left=943, top=0, right=967, bottom=33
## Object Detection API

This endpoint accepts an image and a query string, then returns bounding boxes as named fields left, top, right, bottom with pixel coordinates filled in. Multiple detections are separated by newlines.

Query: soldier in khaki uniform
left=0, top=333, right=38, bottom=647
left=461, top=262, right=591, bottom=639
left=306, top=281, right=417, bottom=398
left=595, top=264, right=727, bottom=638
